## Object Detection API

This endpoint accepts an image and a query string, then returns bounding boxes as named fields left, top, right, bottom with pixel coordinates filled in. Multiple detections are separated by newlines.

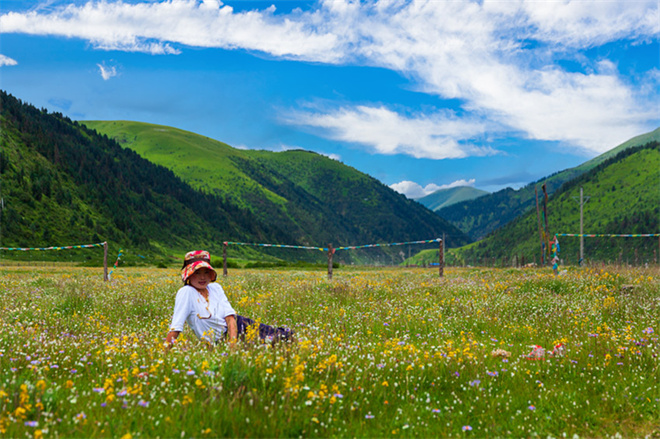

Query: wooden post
left=579, top=187, right=585, bottom=263
left=223, top=242, right=228, bottom=277
left=438, top=239, right=444, bottom=277
left=327, top=244, right=334, bottom=280
left=535, top=186, right=544, bottom=265
left=103, top=242, right=108, bottom=281
left=542, top=183, right=550, bottom=266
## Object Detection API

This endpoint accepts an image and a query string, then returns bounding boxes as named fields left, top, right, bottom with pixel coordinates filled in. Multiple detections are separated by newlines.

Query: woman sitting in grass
left=164, top=250, right=293, bottom=350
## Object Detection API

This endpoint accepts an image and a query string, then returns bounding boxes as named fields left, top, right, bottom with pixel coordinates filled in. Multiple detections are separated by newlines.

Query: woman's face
left=188, top=268, right=214, bottom=291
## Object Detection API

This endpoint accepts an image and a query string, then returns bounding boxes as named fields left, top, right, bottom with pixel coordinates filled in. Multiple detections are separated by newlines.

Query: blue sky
left=1, top=0, right=658, bottom=197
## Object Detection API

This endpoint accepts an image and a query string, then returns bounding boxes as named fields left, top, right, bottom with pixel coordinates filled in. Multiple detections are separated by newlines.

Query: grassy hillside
left=438, top=128, right=660, bottom=240
left=80, top=121, right=286, bottom=208
left=0, top=92, right=470, bottom=267
left=445, top=141, right=660, bottom=266
left=82, top=120, right=471, bottom=257
left=416, top=186, right=489, bottom=211
left=0, top=91, right=272, bottom=266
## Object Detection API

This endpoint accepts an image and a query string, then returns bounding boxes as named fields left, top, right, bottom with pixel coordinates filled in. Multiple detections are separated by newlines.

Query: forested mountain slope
left=450, top=141, right=660, bottom=265
left=438, top=128, right=660, bottom=240
left=0, top=91, right=468, bottom=265
left=83, top=120, right=470, bottom=250
left=0, top=91, right=271, bottom=264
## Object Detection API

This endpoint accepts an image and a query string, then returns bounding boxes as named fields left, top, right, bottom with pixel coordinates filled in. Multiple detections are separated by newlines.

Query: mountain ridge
left=0, top=91, right=469, bottom=266
left=82, top=119, right=471, bottom=251
left=407, top=141, right=660, bottom=266
left=416, top=186, right=489, bottom=211
left=437, top=127, right=660, bottom=240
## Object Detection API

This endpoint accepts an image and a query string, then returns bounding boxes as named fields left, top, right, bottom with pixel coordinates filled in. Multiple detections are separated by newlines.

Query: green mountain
left=0, top=91, right=273, bottom=266
left=82, top=120, right=471, bottom=251
left=416, top=186, right=489, bottom=211
left=79, top=121, right=275, bottom=209
left=446, top=141, right=660, bottom=266
left=438, top=128, right=660, bottom=240
left=0, top=91, right=469, bottom=266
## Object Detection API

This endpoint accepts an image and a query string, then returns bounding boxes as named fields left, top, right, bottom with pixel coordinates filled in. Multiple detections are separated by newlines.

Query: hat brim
left=181, top=260, right=217, bottom=283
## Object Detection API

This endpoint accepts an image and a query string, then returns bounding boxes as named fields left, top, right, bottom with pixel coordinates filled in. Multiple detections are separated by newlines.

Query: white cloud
left=318, top=151, right=341, bottom=162
left=2, top=0, right=657, bottom=155
left=97, top=62, right=118, bottom=80
left=390, top=179, right=476, bottom=199
left=0, top=0, right=338, bottom=58
left=286, top=105, right=497, bottom=160
left=336, top=0, right=658, bottom=154
left=390, top=181, right=428, bottom=199
left=440, top=179, right=477, bottom=190
left=518, top=0, right=660, bottom=48
left=0, top=54, right=18, bottom=66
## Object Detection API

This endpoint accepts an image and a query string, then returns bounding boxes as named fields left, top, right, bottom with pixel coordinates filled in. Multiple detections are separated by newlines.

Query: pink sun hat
left=181, top=250, right=217, bottom=283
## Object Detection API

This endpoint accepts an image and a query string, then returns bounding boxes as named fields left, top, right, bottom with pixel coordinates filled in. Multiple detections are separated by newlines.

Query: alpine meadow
left=2, top=0, right=660, bottom=437
left=1, top=90, right=659, bottom=439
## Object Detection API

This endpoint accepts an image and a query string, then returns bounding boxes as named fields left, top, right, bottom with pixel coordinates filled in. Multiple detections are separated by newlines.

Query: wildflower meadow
left=1, top=265, right=658, bottom=438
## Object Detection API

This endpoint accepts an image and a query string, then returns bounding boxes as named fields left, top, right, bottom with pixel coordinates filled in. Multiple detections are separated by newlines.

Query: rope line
left=224, top=242, right=325, bottom=251
left=0, top=242, right=107, bottom=251
left=224, top=238, right=441, bottom=252
left=108, top=249, right=123, bottom=278
left=335, top=239, right=441, bottom=251
left=556, top=234, right=659, bottom=238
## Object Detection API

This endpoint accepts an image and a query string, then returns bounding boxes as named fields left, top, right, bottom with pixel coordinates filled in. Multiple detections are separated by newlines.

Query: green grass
left=1, top=266, right=658, bottom=437
left=81, top=120, right=290, bottom=208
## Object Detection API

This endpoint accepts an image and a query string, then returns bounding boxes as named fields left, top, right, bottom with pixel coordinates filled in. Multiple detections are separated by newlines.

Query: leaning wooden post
left=535, top=186, right=544, bottom=265
left=327, top=243, right=334, bottom=280
left=103, top=242, right=108, bottom=282
left=438, top=238, right=444, bottom=278
left=223, top=242, right=228, bottom=277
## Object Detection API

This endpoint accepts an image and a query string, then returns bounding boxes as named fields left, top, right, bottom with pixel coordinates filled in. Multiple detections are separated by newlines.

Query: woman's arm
left=225, top=315, right=238, bottom=344
left=166, top=287, right=190, bottom=352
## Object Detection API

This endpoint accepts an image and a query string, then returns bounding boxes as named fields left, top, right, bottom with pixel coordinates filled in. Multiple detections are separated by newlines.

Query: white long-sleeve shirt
left=169, top=283, right=236, bottom=344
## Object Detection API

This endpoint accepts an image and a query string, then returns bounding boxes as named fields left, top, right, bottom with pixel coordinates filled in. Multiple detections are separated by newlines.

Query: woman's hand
left=164, top=330, right=180, bottom=352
